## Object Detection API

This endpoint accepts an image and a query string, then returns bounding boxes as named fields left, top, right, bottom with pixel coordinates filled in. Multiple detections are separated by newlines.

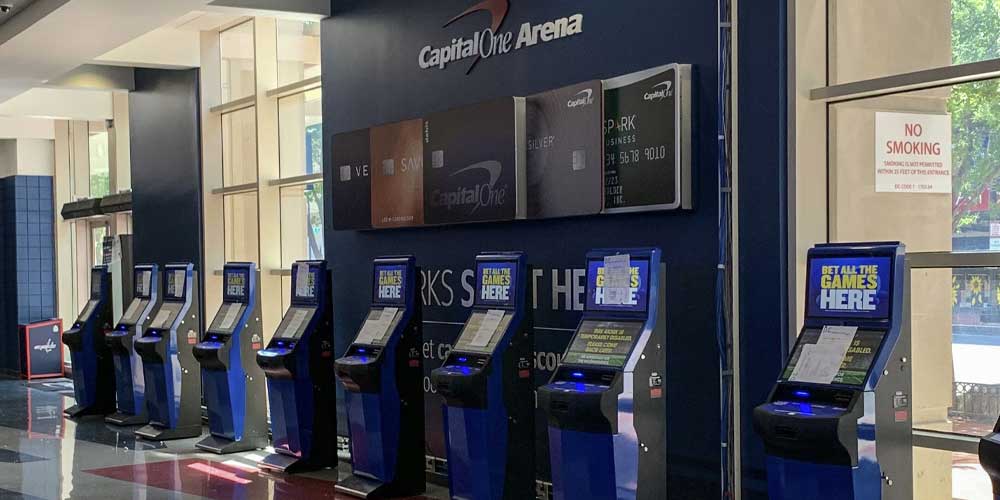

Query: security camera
left=0, top=5, right=12, bottom=14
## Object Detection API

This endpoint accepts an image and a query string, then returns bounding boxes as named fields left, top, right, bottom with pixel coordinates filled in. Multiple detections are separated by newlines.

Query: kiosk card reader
left=334, top=256, right=424, bottom=498
left=257, top=260, right=337, bottom=472
left=753, top=242, right=911, bottom=500
left=135, top=263, right=203, bottom=441
left=430, top=252, right=534, bottom=500
left=63, top=266, right=115, bottom=417
left=193, top=262, right=268, bottom=453
left=105, top=264, right=158, bottom=426
left=538, top=248, right=666, bottom=500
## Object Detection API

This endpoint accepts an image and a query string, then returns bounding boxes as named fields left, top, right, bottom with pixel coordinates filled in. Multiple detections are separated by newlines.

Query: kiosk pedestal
left=105, top=264, right=158, bottom=426
left=753, top=242, right=912, bottom=500
left=334, top=256, right=423, bottom=499
left=257, top=260, right=337, bottom=472
left=135, top=264, right=203, bottom=441
left=193, top=263, right=268, bottom=453
left=539, top=248, right=667, bottom=500
left=430, top=252, right=534, bottom=500
left=63, top=266, right=115, bottom=417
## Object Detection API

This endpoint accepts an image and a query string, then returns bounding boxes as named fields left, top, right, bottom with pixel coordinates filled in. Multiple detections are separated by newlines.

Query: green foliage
left=952, top=0, right=1000, bottom=232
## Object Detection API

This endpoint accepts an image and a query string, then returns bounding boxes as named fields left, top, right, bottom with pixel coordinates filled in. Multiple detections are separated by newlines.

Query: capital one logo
left=34, top=338, right=56, bottom=354
left=567, top=88, right=594, bottom=108
left=418, top=0, right=584, bottom=74
left=430, top=161, right=508, bottom=214
left=644, top=80, right=674, bottom=102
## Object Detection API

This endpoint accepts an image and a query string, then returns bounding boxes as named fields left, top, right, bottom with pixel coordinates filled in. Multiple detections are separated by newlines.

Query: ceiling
left=0, top=0, right=39, bottom=28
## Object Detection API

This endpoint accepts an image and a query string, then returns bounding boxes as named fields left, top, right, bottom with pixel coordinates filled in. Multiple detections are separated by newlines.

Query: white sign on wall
left=874, top=112, right=952, bottom=193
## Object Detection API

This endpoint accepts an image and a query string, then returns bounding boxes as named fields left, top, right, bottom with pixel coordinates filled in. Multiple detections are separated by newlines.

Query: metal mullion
left=811, top=58, right=1000, bottom=104
left=907, top=251, right=1000, bottom=270
left=268, top=173, right=323, bottom=188
left=912, top=429, right=981, bottom=455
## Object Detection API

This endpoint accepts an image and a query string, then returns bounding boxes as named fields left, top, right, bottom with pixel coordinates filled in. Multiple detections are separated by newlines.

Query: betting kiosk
left=753, top=242, right=911, bottom=500
left=134, top=263, right=203, bottom=441
left=193, top=262, right=268, bottom=453
left=538, top=248, right=666, bottom=500
left=334, top=256, right=423, bottom=498
left=105, top=264, right=158, bottom=426
left=430, top=252, right=534, bottom=500
left=257, top=260, right=337, bottom=472
left=63, top=266, right=115, bottom=417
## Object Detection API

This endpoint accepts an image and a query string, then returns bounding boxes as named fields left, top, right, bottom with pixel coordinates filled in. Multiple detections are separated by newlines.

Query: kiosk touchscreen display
left=353, top=307, right=401, bottom=346
left=209, top=302, right=245, bottom=334
left=293, top=264, right=319, bottom=302
left=453, top=310, right=513, bottom=354
left=274, top=307, right=316, bottom=339
left=562, top=320, right=644, bottom=368
left=121, top=298, right=147, bottom=325
left=475, top=261, right=517, bottom=308
left=806, top=255, right=892, bottom=320
left=135, top=269, right=152, bottom=298
left=77, top=300, right=99, bottom=323
left=373, top=264, right=407, bottom=305
left=586, top=256, right=650, bottom=313
left=781, top=328, right=886, bottom=387
left=165, top=270, right=187, bottom=300
left=149, top=303, right=181, bottom=330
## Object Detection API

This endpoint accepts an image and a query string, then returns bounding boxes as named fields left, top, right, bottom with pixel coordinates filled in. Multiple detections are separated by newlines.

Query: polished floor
left=0, top=378, right=446, bottom=499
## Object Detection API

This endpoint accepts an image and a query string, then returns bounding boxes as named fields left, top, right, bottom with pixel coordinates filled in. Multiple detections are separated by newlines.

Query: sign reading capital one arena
left=417, top=0, right=584, bottom=74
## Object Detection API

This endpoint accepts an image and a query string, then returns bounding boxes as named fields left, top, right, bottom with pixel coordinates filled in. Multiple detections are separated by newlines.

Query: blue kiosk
left=430, top=252, right=534, bottom=500
left=257, top=260, right=337, bottom=472
left=539, top=248, right=667, bottom=500
left=193, top=262, right=268, bottom=453
left=334, top=256, right=423, bottom=498
left=63, top=266, right=116, bottom=417
left=134, top=263, right=203, bottom=441
left=105, top=264, right=159, bottom=426
left=753, top=242, right=912, bottom=500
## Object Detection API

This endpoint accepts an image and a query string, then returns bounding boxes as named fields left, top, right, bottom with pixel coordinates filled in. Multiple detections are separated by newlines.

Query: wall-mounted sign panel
left=423, top=97, right=526, bottom=224
left=370, top=118, right=425, bottom=228
left=526, top=80, right=604, bottom=219
left=874, top=111, right=951, bottom=193
left=331, top=129, right=372, bottom=230
left=603, top=64, right=692, bottom=212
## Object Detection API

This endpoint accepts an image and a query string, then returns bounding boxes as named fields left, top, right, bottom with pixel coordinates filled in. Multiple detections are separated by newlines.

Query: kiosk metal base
left=195, top=434, right=268, bottom=455
left=335, top=473, right=425, bottom=499
left=64, top=404, right=113, bottom=418
left=104, top=412, right=147, bottom=426
left=258, top=452, right=316, bottom=474
left=135, top=424, right=202, bottom=441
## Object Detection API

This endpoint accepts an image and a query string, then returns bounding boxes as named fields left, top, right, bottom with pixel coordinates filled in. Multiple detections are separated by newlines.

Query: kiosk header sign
left=476, top=261, right=516, bottom=308
left=224, top=268, right=249, bottom=301
left=807, top=256, right=892, bottom=320
left=586, top=256, right=650, bottom=313
left=374, top=264, right=407, bottom=305
left=875, top=111, right=951, bottom=193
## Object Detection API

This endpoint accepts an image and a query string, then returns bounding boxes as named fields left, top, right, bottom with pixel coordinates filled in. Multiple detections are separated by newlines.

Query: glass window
left=276, top=19, right=321, bottom=87
left=279, top=183, right=324, bottom=268
left=221, top=21, right=256, bottom=102
left=224, top=192, right=259, bottom=263
left=278, top=88, right=322, bottom=178
left=90, top=223, right=107, bottom=267
left=222, top=107, right=258, bottom=187
left=88, top=121, right=110, bottom=198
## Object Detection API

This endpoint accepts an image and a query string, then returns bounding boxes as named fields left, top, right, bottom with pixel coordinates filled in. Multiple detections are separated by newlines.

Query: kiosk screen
left=293, top=264, right=318, bottom=301
left=781, top=328, right=886, bottom=387
left=354, top=307, right=400, bottom=346
left=209, top=302, right=245, bottom=334
left=274, top=307, right=316, bottom=339
left=806, top=255, right=892, bottom=320
left=453, top=309, right=513, bottom=353
left=563, top=320, right=644, bottom=367
left=77, top=300, right=99, bottom=323
left=135, top=270, right=152, bottom=298
left=373, top=264, right=407, bottom=305
left=166, top=270, right=186, bottom=300
left=224, top=268, right=249, bottom=302
left=586, top=256, right=650, bottom=313
left=149, top=303, right=181, bottom=330
left=121, top=298, right=146, bottom=325
left=475, top=261, right=517, bottom=308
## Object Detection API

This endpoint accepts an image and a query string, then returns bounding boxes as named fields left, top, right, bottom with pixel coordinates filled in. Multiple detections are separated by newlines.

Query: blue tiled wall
left=0, top=175, right=56, bottom=373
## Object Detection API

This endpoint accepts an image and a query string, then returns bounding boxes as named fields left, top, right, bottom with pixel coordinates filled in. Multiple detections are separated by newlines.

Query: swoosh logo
left=452, top=160, right=502, bottom=187
left=443, top=0, right=510, bottom=74
left=575, top=89, right=592, bottom=99
left=653, top=80, right=671, bottom=88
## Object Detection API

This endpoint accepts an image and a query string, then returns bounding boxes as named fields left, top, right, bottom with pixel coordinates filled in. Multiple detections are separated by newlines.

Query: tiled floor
left=0, top=379, right=446, bottom=499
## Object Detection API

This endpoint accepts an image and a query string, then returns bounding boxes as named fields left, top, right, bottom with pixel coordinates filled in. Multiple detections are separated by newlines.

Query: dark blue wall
left=129, top=68, right=205, bottom=321
left=322, top=0, right=728, bottom=495
left=0, top=175, right=56, bottom=375
left=738, top=0, right=788, bottom=497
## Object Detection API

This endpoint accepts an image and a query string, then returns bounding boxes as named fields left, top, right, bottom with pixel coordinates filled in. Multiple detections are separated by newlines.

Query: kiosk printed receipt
left=789, top=326, right=857, bottom=384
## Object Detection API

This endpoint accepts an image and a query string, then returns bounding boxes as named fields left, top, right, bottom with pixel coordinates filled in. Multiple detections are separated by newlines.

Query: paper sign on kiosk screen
left=587, top=258, right=650, bottom=312
left=806, top=256, right=891, bottom=319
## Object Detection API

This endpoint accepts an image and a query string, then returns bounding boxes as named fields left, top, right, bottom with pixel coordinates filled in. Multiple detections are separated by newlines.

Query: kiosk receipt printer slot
left=135, top=263, right=203, bottom=441
left=753, top=242, right=912, bottom=500
left=257, top=260, right=337, bottom=472
left=430, top=252, right=534, bottom=500
left=105, top=264, right=159, bottom=426
left=334, top=256, right=424, bottom=499
left=63, top=265, right=116, bottom=417
left=193, top=262, right=268, bottom=453
left=539, top=248, right=667, bottom=500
